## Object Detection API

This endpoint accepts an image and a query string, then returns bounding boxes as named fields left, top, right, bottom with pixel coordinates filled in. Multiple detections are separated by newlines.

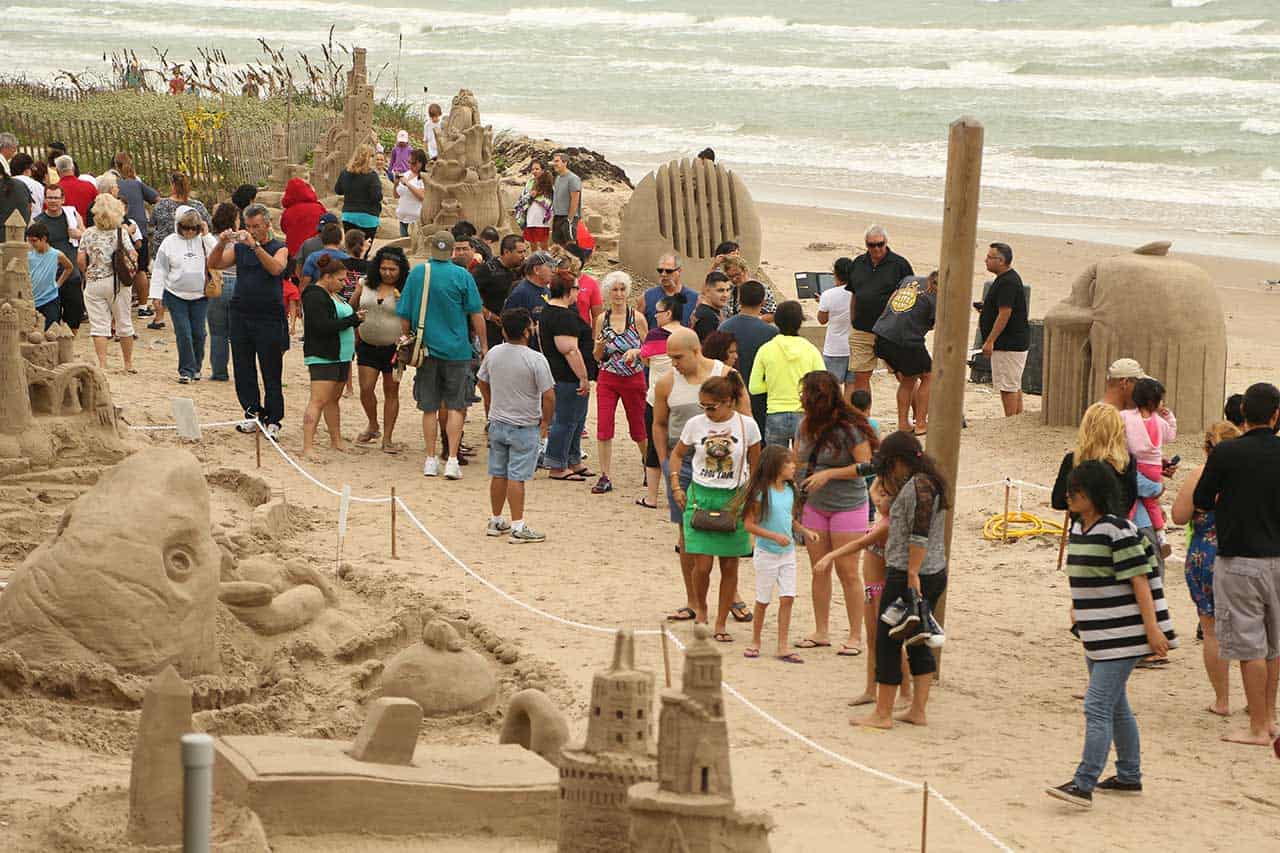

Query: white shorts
left=752, top=547, right=797, bottom=604
left=990, top=349, right=1027, bottom=393
left=85, top=276, right=134, bottom=338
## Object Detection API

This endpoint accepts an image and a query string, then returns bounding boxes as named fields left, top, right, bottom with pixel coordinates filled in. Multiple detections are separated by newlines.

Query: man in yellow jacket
left=749, top=300, right=826, bottom=447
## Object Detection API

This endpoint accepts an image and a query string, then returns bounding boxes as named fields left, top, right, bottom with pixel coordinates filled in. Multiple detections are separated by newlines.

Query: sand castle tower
left=2, top=211, right=38, bottom=335
left=413, top=89, right=505, bottom=251
left=310, top=48, right=377, bottom=193
left=558, top=629, right=658, bottom=853
left=627, top=625, right=772, bottom=852
left=0, top=302, right=32, bottom=441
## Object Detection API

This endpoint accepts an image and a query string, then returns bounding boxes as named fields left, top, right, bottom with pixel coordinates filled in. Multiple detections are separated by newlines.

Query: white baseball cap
left=1107, top=358, right=1148, bottom=380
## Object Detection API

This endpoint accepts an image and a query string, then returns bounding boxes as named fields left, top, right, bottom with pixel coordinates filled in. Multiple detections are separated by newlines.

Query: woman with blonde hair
left=77, top=194, right=138, bottom=371
left=590, top=270, right=649, bottom=494
left=335, top=143, right=382, bottom=249
left=1172, top=421, right=1242, bottom=715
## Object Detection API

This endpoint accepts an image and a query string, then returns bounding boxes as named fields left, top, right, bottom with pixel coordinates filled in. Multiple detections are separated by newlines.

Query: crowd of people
left=4, top=130, right=1276, bottom=789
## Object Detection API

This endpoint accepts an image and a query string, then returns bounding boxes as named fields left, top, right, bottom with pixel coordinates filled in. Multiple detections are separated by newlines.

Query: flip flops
left=729, top=601, right=753, bottom=623
left=777, top=653, right=805, bottom=664
left=667, top=607, right=696, bottom=621
left=794, top=638, right=831, bottom=649
left=743, top=648, right=760, bottom=659
left=549, top=472, right=586, bottom=482
left=837, top=643, right=864, bottom=657
left=712, top=632, right=733, bottom=643
left=356, top=428, right=381, bottom=444
left=635, top=497, right=658, bottom=509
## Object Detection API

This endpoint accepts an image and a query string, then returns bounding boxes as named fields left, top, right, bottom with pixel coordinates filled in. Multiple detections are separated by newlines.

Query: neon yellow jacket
left=748, top=334, right=825, bottom=414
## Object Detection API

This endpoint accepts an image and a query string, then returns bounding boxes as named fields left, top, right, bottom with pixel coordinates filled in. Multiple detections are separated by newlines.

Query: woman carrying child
left=669, top=373, right=762, bottom=642
left=851, top=431, right=949, bottom=730
left=1121, top=377, right=1177, bottom=557
left=1047, top=460, right=1176, bottom=808
left=739, top=446, right=818, bottom=663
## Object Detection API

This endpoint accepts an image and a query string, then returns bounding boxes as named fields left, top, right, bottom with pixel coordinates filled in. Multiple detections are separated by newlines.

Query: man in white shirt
left=0, top=132, right=16, bottom=176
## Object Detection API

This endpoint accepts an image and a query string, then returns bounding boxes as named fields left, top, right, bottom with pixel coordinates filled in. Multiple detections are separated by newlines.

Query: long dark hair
left=874, top=431, right=950, bottom=510
left=533, top=169, right=554, bottom=197
left=799, top=370, right=879, bottom=456
left=370, top=245, right=409, bottom=291
left=1066, top=460, right=1123, bottom=518
left=701, top=371, right=744, bottom=404
left=733, top=444, right=795, bottom=522
left=657, top=291, right=687, bottom=316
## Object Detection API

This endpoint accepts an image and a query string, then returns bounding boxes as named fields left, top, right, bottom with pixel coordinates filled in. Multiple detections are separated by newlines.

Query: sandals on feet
left=743, top=648, right=760, bottom=659
left=729, top=601, right=753, bottom=623
left=635, top=497, right=658, bottom=509
left=837, top=643, right=864, bottom=657
left=778, top=652, right=805, bottom=664
left=356, top=428, right=380, bottom=444
left=794, top=638, right=831, bottom=649
left=712, top=632, right=733, bottom=643
left=549, top=472, right=587, bottom=482
left=667, top=607, right=696, bottom=621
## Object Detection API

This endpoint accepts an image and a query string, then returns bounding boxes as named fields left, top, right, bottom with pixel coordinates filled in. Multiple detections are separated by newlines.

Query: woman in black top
left=334, top=143, right=383, bottom=251
left=1051, top=402, right=1140, bottom=517
left=301, top=253, right=364, bottom=459
left=541, top=267, right=594, bottom=481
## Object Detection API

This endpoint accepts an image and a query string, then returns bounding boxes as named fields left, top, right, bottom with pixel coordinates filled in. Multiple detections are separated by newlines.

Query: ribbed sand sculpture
left=413, top=88, right=506, bottom=248
left=1042, top=241, right=1227, bottom=431
left=620, top=158, right=762, bottom=287
left=309, top=47, right=377, bottom=194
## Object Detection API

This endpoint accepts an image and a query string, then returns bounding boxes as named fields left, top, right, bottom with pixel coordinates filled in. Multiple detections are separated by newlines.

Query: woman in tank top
left=636, top=292, right=687, bottom=509
left=351, top=246, right=409, bottom=453
left=590, top=271, right=649, bottom=495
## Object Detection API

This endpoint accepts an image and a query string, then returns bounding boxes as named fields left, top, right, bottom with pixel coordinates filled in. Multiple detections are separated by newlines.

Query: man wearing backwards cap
left=1101, top=358, right=1147, bottom=410
left=503, top=250, right=557, bottom=352
left=397, top=230, right=486, bottom=481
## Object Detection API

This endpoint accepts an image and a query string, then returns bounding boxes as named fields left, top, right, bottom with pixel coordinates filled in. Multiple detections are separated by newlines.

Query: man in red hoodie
left=279, top=177, right=326, bottom=259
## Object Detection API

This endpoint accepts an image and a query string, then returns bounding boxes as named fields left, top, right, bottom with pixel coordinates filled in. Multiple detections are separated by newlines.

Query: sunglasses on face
left=657, top=267, right=679, bottom=274
left=866, top=241, right=886, bottom=249
left=699, top=400, right=728, bottom=411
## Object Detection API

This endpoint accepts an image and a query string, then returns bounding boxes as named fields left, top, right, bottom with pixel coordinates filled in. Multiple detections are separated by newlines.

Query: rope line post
left=660, top=625, right=672, bottom=688
left=1002, top=480, right=1011, bottom=544
left=1056, top=511, right=1071, bottom=570
left=181, top=733, right=214, bottom=853
left=390, top=485, right=398, bottom=559
left=255, top=424, right=261, bottom=469
left=921, top=781, right=930, bottom=853
left=924, top=116, right=984, bottom=677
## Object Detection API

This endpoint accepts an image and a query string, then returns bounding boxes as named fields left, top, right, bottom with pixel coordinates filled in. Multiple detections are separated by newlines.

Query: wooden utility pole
left=926, top=118, right=984, bottom=675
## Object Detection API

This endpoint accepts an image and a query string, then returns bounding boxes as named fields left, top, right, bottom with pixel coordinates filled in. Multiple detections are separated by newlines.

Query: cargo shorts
left=1212, top=556, right=1280, bottom=661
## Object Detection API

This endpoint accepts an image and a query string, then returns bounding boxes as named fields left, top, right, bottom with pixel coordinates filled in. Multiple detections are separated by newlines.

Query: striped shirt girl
left=1067, top=515, right=1178, bottom=661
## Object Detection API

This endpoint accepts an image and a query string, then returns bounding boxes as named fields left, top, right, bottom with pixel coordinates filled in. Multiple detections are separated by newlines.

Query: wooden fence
left=0, top=109, right=332, bottom=196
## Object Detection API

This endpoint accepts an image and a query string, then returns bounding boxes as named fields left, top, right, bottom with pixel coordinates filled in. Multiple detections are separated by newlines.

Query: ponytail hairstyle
left=657, top=290, right=687, bottom=317
left=874, top=430, right=950, bottom=510
left=700, top=371, right=744, bottom=406
left=313, top=251, right=347, bottom=284
left=732, top=444, right=795, bottom=524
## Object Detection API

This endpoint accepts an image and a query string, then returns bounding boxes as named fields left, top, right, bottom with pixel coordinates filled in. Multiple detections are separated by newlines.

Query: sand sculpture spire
left=0, top=303, right=31, bottom=436
left=128, top=665, right=194, bottom=845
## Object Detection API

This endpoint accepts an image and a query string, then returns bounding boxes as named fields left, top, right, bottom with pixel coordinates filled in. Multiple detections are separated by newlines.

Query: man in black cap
left=503, top=250, right=556, bottom=352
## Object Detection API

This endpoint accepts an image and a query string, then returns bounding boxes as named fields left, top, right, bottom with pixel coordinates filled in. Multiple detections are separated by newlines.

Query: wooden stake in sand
left=659, top=625, right=672, bottom=689
left=1056, top=510, right=1071, bottom=570
left=390, top=486, right=398, bottom=559
left=924, top=117, right=984, bottom=676
left=921, top=781, right=929, bottom=853
left=337, top=484, right=352, bottom=571
left=1002, top=479, right=1011, bottom=544
left=255, top=424, right=261, bottom=469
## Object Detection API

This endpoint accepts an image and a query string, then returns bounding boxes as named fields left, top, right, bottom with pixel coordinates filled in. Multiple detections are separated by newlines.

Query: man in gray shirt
left=550, top=150, right=582, bottom=248
left=477, top=308, right=555, bottom=543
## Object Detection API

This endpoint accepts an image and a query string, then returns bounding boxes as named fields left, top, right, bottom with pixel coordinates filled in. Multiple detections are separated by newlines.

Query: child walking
left=1048, top=460, right=1177, bottom=809
left=1121, top=377, right=1176, bottom=552
left=739, top=446, right=818, bottom=663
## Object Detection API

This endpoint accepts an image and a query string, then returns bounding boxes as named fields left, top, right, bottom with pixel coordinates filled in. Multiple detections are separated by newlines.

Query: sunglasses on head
left=657, top=267, right=679, bottom=274
left=866, top=240, right=886, bottom=249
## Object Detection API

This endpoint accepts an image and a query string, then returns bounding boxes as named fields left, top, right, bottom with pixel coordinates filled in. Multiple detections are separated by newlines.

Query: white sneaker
left=444, top=458, right=462, bottom=480
left=423, top=457, right=440, bottom=477
left=265, top=423, right=281, bottom=440
left=486, top=518, right=511, bottom=537
left=509, top=526, right=546, bottom=544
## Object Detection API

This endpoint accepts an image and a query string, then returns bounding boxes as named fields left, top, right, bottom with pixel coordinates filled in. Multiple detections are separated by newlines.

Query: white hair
left=54, top=154, right=75, bottom=174
left=0, top=132, right=16, bottom=150
left=602, top=270, right=632, bottom=297
left=864, top=224, right=889, bottom=243
left=95, top=172, right=118, bottom=195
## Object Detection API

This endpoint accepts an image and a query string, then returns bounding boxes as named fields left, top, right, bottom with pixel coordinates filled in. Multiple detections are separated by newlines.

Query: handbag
left=393, top=264, right=431, bottom=376
left=690, top=414, right=748, bottom=533
left=200, top=238, right=222, bottom=299
left=111, top=226, right=138, bottom=294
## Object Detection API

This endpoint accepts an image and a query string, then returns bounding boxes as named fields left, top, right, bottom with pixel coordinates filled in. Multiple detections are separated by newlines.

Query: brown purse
left=111, top=227, right=138, bottom=293
left=689, top=414, right=748, bottom=533
left=200, top=238, right=222, bottom=298
left=394, top=264, right=431, bottom=376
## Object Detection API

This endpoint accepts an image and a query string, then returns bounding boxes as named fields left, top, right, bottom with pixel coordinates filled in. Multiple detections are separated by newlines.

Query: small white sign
left=172, top=398, right=201, bottom=441
left=337, top=485, right=352, bottom=539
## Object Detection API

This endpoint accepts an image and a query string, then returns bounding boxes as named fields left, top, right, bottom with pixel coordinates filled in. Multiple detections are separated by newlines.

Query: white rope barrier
left=126, top=418, right=256, bottom=432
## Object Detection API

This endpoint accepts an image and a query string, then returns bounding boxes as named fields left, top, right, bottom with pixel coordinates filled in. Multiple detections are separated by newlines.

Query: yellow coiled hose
left=982, top=511, right=1065, bottom=541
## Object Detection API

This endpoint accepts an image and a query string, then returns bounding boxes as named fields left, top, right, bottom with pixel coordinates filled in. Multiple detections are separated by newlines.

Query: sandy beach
left=2, top=195, right=1278, bottom=852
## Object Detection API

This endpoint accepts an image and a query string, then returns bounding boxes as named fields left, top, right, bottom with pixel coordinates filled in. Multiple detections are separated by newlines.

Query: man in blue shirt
left=503, top=251, right=555, bottom=351
left=642, top=252, right=699, bottom=329
left=397, top=230, right=485, bottom=480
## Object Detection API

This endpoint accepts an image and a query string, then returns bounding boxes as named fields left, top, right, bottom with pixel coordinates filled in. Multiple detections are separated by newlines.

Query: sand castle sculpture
left=412, top=88, right=506, bottom=249
left=377, top=617, right=498, bottom=715
left=0, top=449, right=222, bottom=676
left=0, top=210, right=122, bottom=471
left=1042, top=241, right=1227, bottom=431
left=620, top=158, right=762, bottom=287
left=558, top=629, right=659, bottom=853
left=627, top=624, right=772, bottom=852
left=266, top=125, right=310, bottom=192
left=309, top=47, right=377, bottom=195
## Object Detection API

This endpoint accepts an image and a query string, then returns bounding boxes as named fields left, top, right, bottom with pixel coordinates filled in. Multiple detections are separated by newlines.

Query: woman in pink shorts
left=792, top=370, right=878, bottom=654
left=590, top=271, right=649, bottom=494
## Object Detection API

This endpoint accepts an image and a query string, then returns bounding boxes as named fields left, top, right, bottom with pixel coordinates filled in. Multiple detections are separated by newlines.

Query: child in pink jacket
left=1122, top=377, right=1176, bottom=549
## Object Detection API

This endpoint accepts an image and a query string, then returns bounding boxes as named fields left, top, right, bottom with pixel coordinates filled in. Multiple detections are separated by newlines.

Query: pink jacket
left=1121, top=407, right=1176, bottom=468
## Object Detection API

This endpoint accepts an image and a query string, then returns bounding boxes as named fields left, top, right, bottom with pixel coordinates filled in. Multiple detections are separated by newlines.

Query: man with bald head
left=642, top=252, right=699, bottom=329
left=653, top=328, right=753, bottom=628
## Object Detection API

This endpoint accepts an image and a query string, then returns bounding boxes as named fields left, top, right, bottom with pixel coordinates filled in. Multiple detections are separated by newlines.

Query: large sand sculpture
left=413, top=88, right=506, bottom=249
left=0, top=449, right=221, bottom=676
left=620, top=158, right=762, bottom=287
left=309, top=47, right=378, bottom=195
left=1042, top=241, right=1227, bottom=430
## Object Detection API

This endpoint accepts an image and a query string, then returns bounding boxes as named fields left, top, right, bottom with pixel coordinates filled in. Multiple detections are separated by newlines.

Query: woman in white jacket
left=152, top=206, right=216, bottom=383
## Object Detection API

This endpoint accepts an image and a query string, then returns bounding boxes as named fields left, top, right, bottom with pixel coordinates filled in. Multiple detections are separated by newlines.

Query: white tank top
left=666, top=359, right=726, bottom=449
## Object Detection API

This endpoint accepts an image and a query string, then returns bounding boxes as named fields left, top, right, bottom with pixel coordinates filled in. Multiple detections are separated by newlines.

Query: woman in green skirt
left=670, top=372, right=763, bottom=641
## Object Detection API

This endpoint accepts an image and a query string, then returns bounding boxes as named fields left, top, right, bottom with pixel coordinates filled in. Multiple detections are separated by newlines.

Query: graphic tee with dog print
left=680, top=413, right=762, bottom=489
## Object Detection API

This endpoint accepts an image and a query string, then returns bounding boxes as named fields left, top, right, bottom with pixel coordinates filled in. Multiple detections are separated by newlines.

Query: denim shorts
left=764, top=411, right=802, bottom=448
left=822, top=354, right=852, bottom=383
left=663, top=454, right=694, bottom=524
left=487, top=420, right=541, bottom=482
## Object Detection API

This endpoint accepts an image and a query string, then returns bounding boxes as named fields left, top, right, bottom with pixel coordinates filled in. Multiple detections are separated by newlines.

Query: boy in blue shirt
left=26, top=222, right=73, bottom=330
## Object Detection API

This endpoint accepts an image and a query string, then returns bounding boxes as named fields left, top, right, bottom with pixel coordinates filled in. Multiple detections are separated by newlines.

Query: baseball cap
left=396, top=129, right=409, bottom=144
left=428, top=230, right=454, bottom=261
left=1107, top=358, right=1148, bottom=380
left=317, top=212, right=339, bottom=230
left=523, top=251, right=555, bottom=274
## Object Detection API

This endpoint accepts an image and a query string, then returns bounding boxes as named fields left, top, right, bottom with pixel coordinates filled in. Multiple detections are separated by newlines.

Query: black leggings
left=875, top=569, right=948, bottom=685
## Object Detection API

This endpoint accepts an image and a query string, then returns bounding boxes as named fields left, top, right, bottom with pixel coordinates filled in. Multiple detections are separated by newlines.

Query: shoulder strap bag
left=200, top=238, right=222, bottom=299
left=393, top=264, right=431, bottom=378
left=111, top=227, right=138, bottom=294
left=690, top=414, right=749, bottom=533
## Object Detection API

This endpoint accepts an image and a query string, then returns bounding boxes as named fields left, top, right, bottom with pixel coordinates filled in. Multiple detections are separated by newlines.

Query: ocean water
left=4, top=0, right=1279, bottom=259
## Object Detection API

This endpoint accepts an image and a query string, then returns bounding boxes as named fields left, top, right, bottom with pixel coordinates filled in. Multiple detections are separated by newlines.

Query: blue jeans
left=207, top=273, right=235, bottom=380
left=545, top=380, right=589, bottom=470
left=764, top=410, right=802, bottom=448
left=163, top=291, right=209, bottom=379
left=399, top=221, right=411, bottom=238
left=1074, top=656, right=1142, bottom=792
left=230, top=309, right=288, bottom=427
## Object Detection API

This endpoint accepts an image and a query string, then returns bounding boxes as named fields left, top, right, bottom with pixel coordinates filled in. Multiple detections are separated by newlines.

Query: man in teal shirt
left=397, top=230, right=486, bottom=480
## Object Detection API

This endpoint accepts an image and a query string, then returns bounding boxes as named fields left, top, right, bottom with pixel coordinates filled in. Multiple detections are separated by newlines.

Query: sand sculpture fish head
left=0, top=449, right=220, bottom=676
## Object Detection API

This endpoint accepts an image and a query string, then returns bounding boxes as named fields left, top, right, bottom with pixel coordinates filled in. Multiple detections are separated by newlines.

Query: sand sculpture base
left=214, top=737, right=558, bottom=839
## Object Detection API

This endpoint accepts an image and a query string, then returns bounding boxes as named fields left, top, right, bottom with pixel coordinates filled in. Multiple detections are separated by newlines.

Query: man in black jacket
left=1193, top=382, right=1280, bottom=747
left=474, top=235, right=527, bottom=357
left=845, top=224, right=913, bottom=404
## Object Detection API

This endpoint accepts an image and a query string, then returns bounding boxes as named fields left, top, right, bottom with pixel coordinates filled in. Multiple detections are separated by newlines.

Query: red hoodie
left=279, top=178, right=326, bottom=256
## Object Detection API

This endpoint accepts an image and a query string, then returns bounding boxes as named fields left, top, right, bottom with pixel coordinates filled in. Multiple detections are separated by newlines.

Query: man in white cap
left=1101, top=358, right=1146, bottom=410
left=397, top=230, right=486, bottom=480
